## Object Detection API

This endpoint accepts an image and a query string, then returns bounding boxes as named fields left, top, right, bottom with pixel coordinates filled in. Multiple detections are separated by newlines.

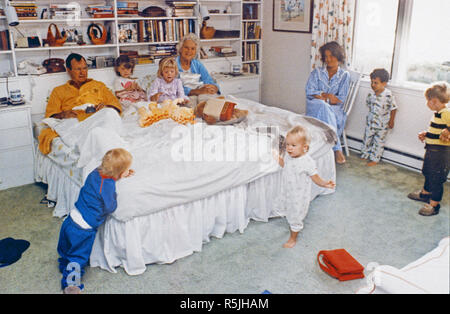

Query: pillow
left=137, top=74, right=157, bottom=93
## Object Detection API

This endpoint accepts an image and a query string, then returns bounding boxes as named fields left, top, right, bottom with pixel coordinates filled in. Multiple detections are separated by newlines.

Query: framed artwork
left=273, top=0, right=314, bottom=33
left=118, top=23, right=138, bottom=43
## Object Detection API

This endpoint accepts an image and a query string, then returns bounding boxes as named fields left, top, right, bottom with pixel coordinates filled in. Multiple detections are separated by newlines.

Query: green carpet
left=0, top=153, right=448, bottom=294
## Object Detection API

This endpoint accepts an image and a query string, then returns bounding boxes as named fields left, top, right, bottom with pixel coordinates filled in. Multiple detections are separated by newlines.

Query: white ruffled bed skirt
left=35, top=142, right=335, bottom=275
left=89, top=149, right=336, bottom=275
left=34, top=144, right=81, bottom=218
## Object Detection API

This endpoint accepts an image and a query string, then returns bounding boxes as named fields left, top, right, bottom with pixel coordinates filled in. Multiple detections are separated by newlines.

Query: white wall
left=261, top=0, right=311, bottom=114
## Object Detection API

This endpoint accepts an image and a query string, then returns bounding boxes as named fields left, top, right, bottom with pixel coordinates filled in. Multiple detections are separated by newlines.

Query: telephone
left=42, top=58, right=66, bottom=73
left=17, top=60, right=47, bottom=75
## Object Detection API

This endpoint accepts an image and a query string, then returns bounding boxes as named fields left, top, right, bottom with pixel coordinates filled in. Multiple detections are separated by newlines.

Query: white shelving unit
left=241, top=0, right=262, bottom=75
left=1, top=0, right=262, bottom=100
left=1, top=0, right=200, bottom=76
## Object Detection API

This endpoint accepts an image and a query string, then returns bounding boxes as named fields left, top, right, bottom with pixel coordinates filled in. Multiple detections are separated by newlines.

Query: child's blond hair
left=157, top=57, right=179, bottom=79
left=98, top=148, right=132, bottom=178
left=425, top=82, right=450, bottom=104
left=287, top=125, right=311, bottom=146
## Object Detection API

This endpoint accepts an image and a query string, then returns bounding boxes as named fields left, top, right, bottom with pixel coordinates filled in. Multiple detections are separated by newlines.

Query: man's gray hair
left=176, top=33, right=200, bottom=58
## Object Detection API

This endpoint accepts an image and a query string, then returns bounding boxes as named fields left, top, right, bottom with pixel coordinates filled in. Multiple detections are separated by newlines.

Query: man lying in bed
left=38, top=53, right=122, bottom=155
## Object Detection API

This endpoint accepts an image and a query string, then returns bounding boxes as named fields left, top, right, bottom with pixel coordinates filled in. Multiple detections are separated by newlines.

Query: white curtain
left=310, top=0, right=356, bottom=70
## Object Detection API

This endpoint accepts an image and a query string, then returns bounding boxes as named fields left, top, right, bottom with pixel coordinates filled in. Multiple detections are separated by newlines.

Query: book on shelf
left=242, top=63, right=259, bottom=75
left=165, top=1, right=197, bottom=6
left=242, top=42, right=259, bottom=62
left=242, top=22, right=261, bottom=40
left=218, top=51, right=237, bottom=57
left=85, top=4, right=114, bottom=18
left=166, top=1, right=196, bottom=17
left=10, top=0, right=37, bottom=20
left=149, top=44, right=177, bottom=59
left=0, top=30, right=11, bottom=50
left=121, top=50, right=155, bottom=64
left=116, top=1, right=139, bottom=17
left=210, top=46, right=233, bottom=54
left=117, top=2, right=139, bottom=8
left=139, top=19, right=195, bottom=43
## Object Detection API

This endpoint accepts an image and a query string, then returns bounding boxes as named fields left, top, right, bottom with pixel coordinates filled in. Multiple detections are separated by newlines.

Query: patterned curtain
left=310, top=0, right=355, bottom=70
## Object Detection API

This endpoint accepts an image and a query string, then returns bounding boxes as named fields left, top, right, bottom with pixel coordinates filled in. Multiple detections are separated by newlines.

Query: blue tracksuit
left=57, top=168, right=117, bottom=290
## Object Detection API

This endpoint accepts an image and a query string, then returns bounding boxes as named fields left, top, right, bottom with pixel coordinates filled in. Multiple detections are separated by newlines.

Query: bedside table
left=214, top=73, right=261, bottom=102
left=0, top=104, right=35, bottom=190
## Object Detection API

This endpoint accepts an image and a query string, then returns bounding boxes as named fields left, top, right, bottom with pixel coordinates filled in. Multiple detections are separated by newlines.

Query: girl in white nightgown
left=274, top=126, right=336, bottom=248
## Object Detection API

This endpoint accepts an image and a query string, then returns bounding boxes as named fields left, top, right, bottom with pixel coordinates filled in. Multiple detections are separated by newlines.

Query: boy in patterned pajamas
left=361, top=69, right=397, bottom=166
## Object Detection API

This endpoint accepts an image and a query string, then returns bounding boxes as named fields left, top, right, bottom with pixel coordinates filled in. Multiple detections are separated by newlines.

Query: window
left=352, top=0, right=450, bottom=85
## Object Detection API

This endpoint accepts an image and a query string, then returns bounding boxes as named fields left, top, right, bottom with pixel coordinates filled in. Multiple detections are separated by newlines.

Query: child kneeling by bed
left=274, top=126, right=336, bottom=248
left=57, top=148, right=135, bottom=294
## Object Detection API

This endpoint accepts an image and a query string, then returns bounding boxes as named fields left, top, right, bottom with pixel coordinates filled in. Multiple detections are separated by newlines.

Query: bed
left=34, top=96, right=337, bottom=275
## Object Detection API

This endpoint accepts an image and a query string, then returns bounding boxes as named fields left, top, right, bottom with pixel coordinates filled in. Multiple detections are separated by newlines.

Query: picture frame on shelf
left=118, top=23, right=138, bottom=43
left=272, top=0, right=313, bottom=33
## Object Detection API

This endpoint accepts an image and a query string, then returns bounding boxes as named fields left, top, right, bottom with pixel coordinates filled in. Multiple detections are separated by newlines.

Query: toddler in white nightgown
left=274, top=126, right=336, bottom=248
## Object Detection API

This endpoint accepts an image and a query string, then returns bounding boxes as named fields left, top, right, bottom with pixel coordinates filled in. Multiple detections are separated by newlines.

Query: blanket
left=39, top=98, right=337, bottom=222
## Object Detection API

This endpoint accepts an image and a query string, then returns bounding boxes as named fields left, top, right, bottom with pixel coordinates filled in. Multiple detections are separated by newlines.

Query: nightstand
left=0, top=104, right=35, bottom=190
left=214, top=73, right=261, bottom=102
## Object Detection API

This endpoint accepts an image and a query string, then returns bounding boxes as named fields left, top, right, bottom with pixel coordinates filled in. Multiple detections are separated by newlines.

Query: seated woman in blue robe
left=305, top=41, right=350, bottom=164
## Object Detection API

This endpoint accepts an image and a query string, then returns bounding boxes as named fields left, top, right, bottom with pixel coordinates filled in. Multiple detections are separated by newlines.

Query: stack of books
left=149, top=45, right=177, bottom=60
left=85, top=4, right=114, bottom=18
left=10, top=1, right=37, bottom=20
left=117, top=1, right=139, bottom=17
left=50, top=4, right=81, bottom=20
left=166, top=1, right=196, bottom=17
left=210, top=46, right=236, bottom=57
left=120, top=50, right=154, bottom=65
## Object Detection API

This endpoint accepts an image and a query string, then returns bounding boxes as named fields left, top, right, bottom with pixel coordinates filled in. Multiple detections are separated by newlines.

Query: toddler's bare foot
left=282, top=239, right=297, bottom=248
left=335, top=151, right=346, bottom=164
left=63, top=286, right=81, bottom=294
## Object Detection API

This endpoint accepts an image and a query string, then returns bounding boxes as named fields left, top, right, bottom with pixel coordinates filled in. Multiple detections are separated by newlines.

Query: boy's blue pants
left=57, top=215, right=96, bottom=290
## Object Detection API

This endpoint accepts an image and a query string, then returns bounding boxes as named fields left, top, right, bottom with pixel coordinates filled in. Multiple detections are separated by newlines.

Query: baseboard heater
left=346, top=135, right=424, bottom=171
left=346, top=135, right=450, bottom=180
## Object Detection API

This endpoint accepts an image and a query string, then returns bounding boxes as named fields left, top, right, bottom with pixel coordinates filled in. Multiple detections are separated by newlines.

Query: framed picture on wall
left=273, top=0, right=314, bottom=33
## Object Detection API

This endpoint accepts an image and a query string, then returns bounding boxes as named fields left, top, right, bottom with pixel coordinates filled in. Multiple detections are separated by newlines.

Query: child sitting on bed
left=57, top=148, right=135, bottom=294
left=148, top=57, right=189, bottom=105
left=274, top=126, right=336, bottom=248
left=113, top=55, right=147, bottom=109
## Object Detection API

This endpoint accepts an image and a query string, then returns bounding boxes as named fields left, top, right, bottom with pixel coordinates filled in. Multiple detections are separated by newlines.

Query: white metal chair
left=341, top=70, right=361, bottom=156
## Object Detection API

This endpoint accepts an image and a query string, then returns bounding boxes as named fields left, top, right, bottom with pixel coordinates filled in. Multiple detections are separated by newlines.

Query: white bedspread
left=38, top=98, right=336, bottom=222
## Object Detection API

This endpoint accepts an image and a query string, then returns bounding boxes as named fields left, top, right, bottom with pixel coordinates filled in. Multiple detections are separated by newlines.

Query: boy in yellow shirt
left=407, top=82, right=450, bottom=216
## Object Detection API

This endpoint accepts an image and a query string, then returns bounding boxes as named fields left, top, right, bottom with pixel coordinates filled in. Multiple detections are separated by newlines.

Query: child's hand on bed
left=272, top=149, right=284, bottom=167
left=120, top=169, right=135, bottom=179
